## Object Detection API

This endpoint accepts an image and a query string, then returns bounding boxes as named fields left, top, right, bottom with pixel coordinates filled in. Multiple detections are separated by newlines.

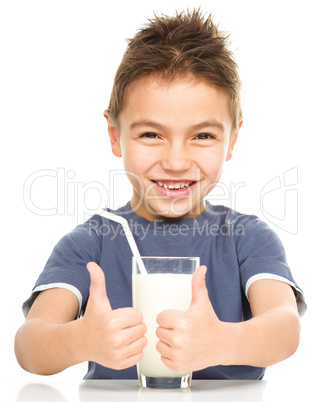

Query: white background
left=1, top=0, right=320, bottom=388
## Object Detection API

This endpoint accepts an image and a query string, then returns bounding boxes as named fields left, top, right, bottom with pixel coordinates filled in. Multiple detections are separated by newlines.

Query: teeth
left=155, top=181, right=193, bottom=190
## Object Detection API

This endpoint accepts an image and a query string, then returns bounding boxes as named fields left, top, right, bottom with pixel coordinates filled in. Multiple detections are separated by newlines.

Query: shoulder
left=67, top=203, right=134, bottom=246
left=205, top=203, right=266, bottom=232
left=204, top=203, right=283, bottom=248
left=205, top=203, right=257, bottom=223
left=80, top=203, right=131, bottom=237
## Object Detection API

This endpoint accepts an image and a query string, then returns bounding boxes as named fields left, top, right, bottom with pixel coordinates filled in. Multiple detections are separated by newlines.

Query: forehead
left=118, top=74, right=232, bottom=132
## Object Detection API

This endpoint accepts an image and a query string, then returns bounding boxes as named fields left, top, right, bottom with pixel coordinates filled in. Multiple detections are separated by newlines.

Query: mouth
left=151, top=179, right=198, bottom=198
left=152, top=180, right=195, bottom=190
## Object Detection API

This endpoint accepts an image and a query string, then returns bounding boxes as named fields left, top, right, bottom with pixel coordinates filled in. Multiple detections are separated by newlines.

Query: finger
left=160, top=355, right=179, bottom=372
left=156, top=309, right=184, bottom=328
left=121, top=351, right=145, bottom=369
left=190, top=265, right=208, bottom=308
left=121, top=323, right=147, bottom=346
left=110, top=308, right=144, bottom=329
left=155, top=326, right=173, bottom=345
left=115, top=338, right=147, bottom=370
left=124, top=334, right=148, bottom=356
left=86, top=261, right=112, bottom=311
left=156, top=340, right=173, bottom=359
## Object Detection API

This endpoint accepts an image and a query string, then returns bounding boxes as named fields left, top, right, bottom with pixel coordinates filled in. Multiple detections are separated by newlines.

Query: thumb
left=190, top=265, right=209, bottom=308
left=86, top=261, right=112, bottom=311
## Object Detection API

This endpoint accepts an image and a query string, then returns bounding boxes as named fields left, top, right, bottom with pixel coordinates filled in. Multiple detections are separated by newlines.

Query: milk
left=133, top=273, right=193, bottom=377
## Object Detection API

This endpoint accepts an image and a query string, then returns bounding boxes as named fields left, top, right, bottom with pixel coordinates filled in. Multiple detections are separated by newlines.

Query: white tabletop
left=3, top=378, right=308, bottom=402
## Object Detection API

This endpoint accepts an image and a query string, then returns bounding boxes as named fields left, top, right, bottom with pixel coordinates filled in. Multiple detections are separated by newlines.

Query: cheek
left=121, top=147, right=157, bottom=192
left=123, top=154, right=153, bottom=175
left=198, top=151, right=226, bottom=178
left=123, top=145, right=159, bottom=173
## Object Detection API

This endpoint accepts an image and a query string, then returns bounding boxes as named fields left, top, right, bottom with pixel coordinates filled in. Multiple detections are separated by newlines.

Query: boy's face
left=106, top=75, right=239, bottom=221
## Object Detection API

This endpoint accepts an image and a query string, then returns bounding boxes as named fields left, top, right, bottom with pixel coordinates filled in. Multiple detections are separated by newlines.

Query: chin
left=150, top=204, right=196, bottom=220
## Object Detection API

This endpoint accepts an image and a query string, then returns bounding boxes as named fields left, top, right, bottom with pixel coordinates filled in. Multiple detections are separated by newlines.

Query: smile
left=153, top=180, right=195, bottom=190
left=151, top=179, right=198, bottom=198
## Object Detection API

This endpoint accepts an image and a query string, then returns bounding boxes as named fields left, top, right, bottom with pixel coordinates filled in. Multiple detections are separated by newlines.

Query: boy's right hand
left=82, top=261, right=147, bottom=370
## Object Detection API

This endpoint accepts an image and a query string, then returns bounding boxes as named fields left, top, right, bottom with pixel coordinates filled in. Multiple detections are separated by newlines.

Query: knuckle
left=107, top=316, right=120, bottom=330
left=136, top=336, right=147, bottom=351
left=177, top=317, right=189, bottom=330
left=155, top=341, right=162, bottom=353
left=171, top=363, right=180, bottom=372
left=139, top=322, right=147, bottom=335
left=171, top=348, right=180, bottom=360
left=141, top=336, right=148, bottom=348
left=135, top=351, right=144, bottom=361
left=156, top=313, right=163, bottom=325
left=131, top=307, right=143, bottom=321
left=113, top=349, right=124, bottom=364
left=171, top=359, right=187, bottom=373
left=110, top=336, right=122, bottom=349
left=172, top=334, right=183, bottom=347
left=137, top=309, right=144, bottom=321
left=129, top=352, right=143, bottom=367
left=167, top=360, right=180, bottom=372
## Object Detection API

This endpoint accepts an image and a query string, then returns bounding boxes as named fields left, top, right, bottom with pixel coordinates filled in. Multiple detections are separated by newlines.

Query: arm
left=156, top=266, right=300, bottom=373
left=15, top=287, right=84, bottom=375
left=15, top=262, right=147, bottom=375
left=229, top=277, right=300, bottom=367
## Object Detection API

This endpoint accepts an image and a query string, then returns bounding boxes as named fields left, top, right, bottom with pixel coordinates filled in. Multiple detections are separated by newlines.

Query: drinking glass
left=132, top=256, right=200, bottom=389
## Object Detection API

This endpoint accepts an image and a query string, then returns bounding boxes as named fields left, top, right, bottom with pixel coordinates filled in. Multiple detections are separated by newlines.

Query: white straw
left=97, top=210, right=147, bottom=275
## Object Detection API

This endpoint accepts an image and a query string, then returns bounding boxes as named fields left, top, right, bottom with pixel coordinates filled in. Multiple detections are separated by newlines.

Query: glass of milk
left=132, top=256, right=200, bottom=389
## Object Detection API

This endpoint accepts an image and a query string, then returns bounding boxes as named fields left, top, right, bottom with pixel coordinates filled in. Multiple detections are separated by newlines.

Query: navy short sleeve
left=236, top=216, right=306, bottom=315
left=23, top=216, right=103, bottom=316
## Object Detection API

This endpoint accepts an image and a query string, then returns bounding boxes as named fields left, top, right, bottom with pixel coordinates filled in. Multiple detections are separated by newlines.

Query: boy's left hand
left=156, top=265, right=227, bottom=373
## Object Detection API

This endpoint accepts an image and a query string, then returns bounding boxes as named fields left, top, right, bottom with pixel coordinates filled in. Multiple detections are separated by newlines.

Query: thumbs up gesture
left=82, top=262, right=147, bottom=370
left=156, top=266, right=227, bottom=373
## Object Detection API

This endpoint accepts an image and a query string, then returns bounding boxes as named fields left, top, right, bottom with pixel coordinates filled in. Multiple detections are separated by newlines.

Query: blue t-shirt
left=23, top=202, right=306, bottom=380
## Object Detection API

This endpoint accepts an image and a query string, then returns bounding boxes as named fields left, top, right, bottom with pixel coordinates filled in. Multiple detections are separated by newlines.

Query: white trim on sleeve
left=24, top=283, right=83, bottom=318
left=245, top=273, right=307, bottom=317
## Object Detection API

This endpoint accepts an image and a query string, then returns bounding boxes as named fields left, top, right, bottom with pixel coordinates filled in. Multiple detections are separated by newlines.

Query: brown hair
left=108, top=8, right=242, bottom=132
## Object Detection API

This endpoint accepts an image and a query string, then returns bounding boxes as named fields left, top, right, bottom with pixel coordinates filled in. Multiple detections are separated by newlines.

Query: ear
left=104, top=110, right=122, bottom=157
left=225, top=120, right=242, bottom=161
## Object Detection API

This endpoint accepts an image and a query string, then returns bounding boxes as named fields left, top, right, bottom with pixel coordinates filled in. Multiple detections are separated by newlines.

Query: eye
left=140, top=132, right=160, bottom=139
left=195, top=133, right=216, bottom=140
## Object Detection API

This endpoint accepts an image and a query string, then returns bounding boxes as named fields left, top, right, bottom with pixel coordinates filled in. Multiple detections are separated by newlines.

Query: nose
left=160, top=142, right=192, bottom=172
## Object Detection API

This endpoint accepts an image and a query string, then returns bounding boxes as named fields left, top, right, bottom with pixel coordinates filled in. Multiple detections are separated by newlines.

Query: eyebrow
left=129, top=119, right=225, bottom=133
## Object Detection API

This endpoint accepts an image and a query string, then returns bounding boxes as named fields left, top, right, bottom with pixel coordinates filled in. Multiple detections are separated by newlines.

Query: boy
left=15, top=9, right=306, bottom=380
